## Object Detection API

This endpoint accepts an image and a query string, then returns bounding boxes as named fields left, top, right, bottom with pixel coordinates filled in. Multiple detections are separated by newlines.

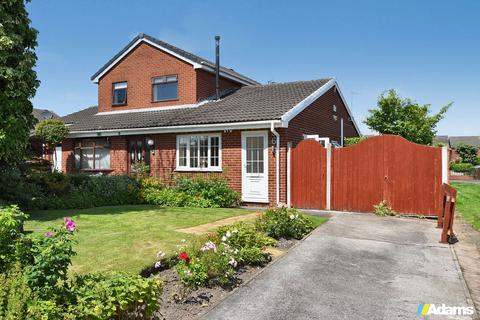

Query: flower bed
left=147, top=207, right=324, bottom=320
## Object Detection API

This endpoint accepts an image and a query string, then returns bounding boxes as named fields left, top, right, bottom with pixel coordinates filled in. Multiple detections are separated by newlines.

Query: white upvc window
left=176, top=133, right=222, bottom=171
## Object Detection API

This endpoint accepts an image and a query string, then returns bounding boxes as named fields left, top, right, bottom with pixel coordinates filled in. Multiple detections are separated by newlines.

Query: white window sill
left=175, top=167, right=223, bottom=173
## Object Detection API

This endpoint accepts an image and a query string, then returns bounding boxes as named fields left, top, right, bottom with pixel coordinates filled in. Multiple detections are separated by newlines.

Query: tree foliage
left=0, top=0, right=39, bottom=166
left=364, top=90, right=451, bottom=145
left=455, top=144, right=479, bottom=165
left=35, top=119, right=69, bottom=148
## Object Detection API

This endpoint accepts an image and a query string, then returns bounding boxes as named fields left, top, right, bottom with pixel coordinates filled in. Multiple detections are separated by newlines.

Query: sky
left=27, top=0, right=480, bottom=136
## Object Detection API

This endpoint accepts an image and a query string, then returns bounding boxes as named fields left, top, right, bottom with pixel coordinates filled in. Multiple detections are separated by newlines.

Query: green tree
left=0, top=0, right=39, bottom=166
left=364, top=90, right=451, bottom=145
left=35, top=119, right=69, bottom=169
left=455, top=144, right=479, bottom=165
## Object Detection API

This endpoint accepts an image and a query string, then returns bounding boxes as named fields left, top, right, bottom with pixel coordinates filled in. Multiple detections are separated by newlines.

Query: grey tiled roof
left=32, top=108, right=59, bottom=122
left=450, top=136, right=480, bottom=148
left=91, top=33, right=259, bottom=85
left=63, top=79, right=331, bottom=133
left=433, top=135, right=449, bottom=146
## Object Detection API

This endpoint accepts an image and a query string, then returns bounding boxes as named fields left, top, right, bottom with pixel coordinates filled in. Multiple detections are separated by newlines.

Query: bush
left=217, top=222, right=275, bottom=266
left=344, top=136, right=367, bottom=146
left=256, top=207, right=315, bottom=240
left=71, top=272, right=163, bottom=319
left=0, top=264, right=31, bottom=320
left=27, top=174, right=140, bottom=210
left=175, top=177, right=240, bottom=207
left=455, top=144, right=479, bottom=165
left=141, top=177, right=239, bottom=208
left=0, top=205, right=28, bottom=272
left=373, top=200, right=396, bottom=216
left=25, top=222, right=77, bottom=296
left=450, top=162, right=475, bottom=173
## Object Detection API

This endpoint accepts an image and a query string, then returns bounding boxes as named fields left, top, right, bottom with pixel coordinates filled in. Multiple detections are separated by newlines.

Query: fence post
left=287, top=142, right=292, bottom=208
left=326, top=143, right=332, bottom=210
left=442, top=146, right=449, bottom=184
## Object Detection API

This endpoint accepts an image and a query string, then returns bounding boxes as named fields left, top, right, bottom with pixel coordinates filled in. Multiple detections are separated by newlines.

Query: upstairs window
left=152, top=75, right=178, bottom=101
left=112, top=81, right=127, bottom=105
left=176, top=134, right=221, bottom=171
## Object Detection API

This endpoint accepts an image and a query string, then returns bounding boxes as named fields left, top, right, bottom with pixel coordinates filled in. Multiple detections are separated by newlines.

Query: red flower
left=178, top=251, right=190, bottom=264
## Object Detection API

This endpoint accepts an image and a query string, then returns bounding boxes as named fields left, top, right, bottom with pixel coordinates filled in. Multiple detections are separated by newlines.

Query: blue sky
left=28, top=0, right=480, bottom=135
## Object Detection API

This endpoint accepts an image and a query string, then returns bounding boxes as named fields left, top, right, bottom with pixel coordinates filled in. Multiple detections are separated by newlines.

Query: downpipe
left=270, top=122, right=280, bottom=207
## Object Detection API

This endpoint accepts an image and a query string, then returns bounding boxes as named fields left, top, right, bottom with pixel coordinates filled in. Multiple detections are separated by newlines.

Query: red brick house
left=61, top=33, right=360, bottom=206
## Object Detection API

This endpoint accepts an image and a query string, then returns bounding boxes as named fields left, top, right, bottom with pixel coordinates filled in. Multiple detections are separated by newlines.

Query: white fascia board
left=280, top=78, right=336, bottom=124
left=68, top=120, right=283, bottom=138
left=91, top=38, right=257, bottom=86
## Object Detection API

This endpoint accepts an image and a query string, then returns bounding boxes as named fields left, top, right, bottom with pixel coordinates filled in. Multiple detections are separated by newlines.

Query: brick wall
left=195, top=69, right=242, bottom=101
left=61, top=139, right=74, bottom=173
left=97, top=42, right=244, bottom=112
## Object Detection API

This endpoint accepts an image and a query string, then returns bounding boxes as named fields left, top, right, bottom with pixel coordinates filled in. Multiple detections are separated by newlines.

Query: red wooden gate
left=290, top=135, right=444, bottom=216
left=290, top=139, right=326, bottom=209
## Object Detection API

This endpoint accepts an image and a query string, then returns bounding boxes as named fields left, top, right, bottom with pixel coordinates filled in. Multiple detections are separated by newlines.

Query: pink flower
left=64, top=218, right=76, bottom=232
left=44, top=231, right=54, bottom=238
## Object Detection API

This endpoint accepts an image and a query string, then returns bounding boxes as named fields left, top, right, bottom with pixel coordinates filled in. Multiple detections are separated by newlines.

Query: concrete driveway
left=202, top=213, right=475, bottom=320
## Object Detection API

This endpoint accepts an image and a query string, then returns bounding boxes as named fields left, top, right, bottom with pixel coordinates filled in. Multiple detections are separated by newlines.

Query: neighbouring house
left=30, top=108, right=60, bottom=158
left=60, top=33, right=360, bottom=206
left=434, top=135, right=480, bottom=161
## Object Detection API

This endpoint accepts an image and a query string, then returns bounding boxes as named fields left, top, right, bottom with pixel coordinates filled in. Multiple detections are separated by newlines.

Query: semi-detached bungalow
left=60, top=33, right=360, bottom=206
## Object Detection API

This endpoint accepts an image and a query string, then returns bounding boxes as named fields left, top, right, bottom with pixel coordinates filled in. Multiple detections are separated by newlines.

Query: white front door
left=54, top=146, right=62, bottom=172
left=241, top=131, right=269, bottom=203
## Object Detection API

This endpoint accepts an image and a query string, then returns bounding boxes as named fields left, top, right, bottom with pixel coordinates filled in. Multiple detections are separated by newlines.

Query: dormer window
left=112, top=81, right=127, bottom=105
left=152, top=75, right=178, bottom=102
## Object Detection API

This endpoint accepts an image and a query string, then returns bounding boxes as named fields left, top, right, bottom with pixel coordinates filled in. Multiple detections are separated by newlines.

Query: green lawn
left=25, top=205, right=253, bottom=274
left=451, top=182, right=480, bottom=231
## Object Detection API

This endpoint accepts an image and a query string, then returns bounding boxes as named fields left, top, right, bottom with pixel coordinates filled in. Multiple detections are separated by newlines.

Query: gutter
left=270, top=121, right=280, bottom=207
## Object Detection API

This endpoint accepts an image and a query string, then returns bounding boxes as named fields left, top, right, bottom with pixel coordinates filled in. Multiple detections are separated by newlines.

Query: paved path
left=202, top=213, right=475, bottom=320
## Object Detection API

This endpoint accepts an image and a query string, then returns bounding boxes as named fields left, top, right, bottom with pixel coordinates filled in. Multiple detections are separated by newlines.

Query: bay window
left=74, top=139, right=110, bottom=170
left=176, top=134, right=221, bottom=171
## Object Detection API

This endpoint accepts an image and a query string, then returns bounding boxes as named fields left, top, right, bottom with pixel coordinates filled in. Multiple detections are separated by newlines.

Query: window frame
left=151, top=74, right=179, bottom=102
left=74, top=139, right=111, bottom=171
left=112, top=81, right=128, bottom=106
left=175, top=133, right=222, bottom=172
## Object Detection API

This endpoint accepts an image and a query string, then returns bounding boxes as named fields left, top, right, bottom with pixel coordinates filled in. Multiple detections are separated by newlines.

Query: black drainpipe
left=215, top=35, right=220, bottom=100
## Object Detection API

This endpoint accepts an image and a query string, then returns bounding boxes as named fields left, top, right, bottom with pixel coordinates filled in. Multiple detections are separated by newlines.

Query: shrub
left=450, top=162, right=475, bottom=173
left=0, top=264, right=31, bottom=320
left=27, top=173, right=140, bottom=210
left=175, top=177, right=240, bottom=207
left=455, top=144, right=479, bottom=165
left=217, top=222, right=276, bottom=249
left=216, top=222, right=276, bottom=266
left=0, top=205, right=28, bottom=272
left=24, top=219, right=77, bottom=297
left=70, top=272, right=163, bottom=319
left=256, top=207, right=315, bottom=240
left=373, top=200, right=396, bottom=216
left=344, top=136, right=367, bottom=146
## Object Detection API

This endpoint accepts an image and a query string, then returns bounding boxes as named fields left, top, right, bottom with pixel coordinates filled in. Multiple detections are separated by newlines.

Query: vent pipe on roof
left=215, top=35, right=220, bottom=100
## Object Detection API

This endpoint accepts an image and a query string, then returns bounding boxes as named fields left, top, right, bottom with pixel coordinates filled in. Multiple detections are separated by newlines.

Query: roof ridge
left=243, top=78, right=333, bottom=88
left=91, top=33, right=259, bottom=85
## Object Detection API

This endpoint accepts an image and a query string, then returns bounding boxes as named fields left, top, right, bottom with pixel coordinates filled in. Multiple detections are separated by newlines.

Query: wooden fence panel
left=290, top=139, right=326, bottom=209
left=331, top=136, right=385, bottom=213
left=331, top=135, right=443, bottom=216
